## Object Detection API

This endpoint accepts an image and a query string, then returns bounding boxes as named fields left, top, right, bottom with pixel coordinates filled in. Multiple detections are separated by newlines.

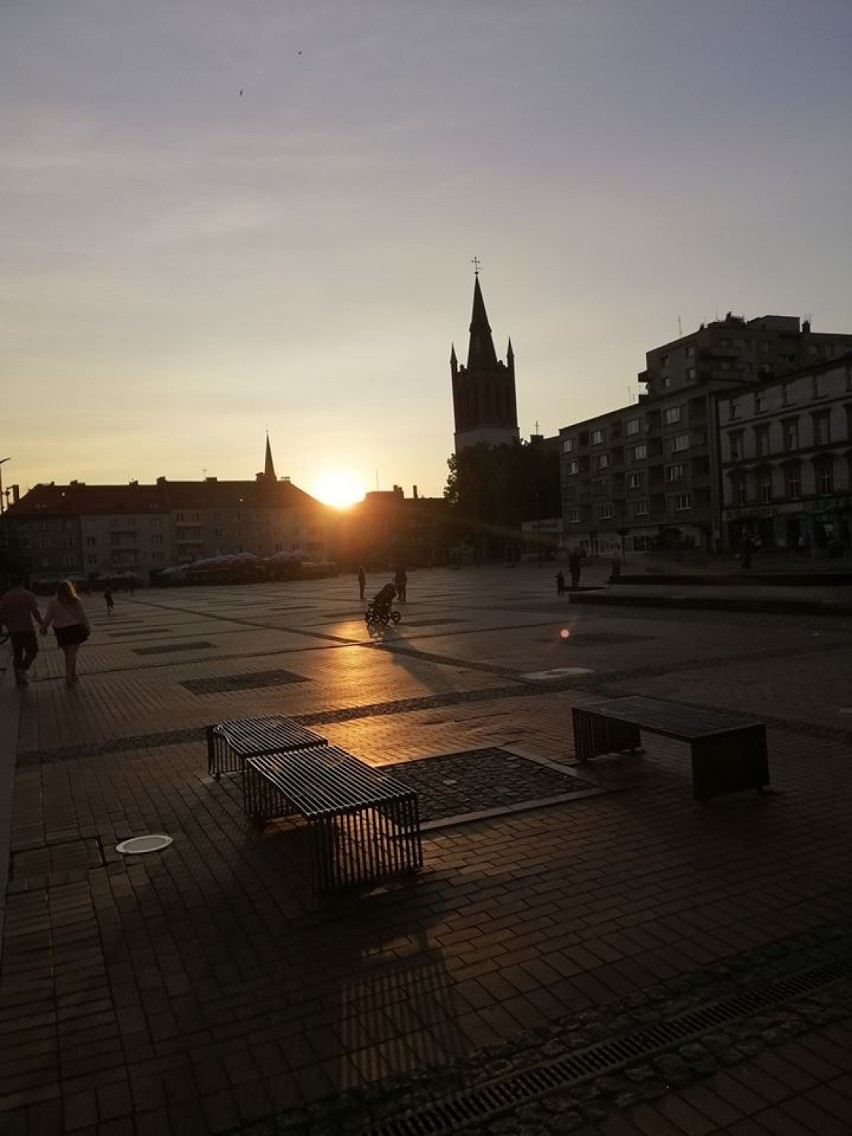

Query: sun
left=311, top=468, right=366, bottom=508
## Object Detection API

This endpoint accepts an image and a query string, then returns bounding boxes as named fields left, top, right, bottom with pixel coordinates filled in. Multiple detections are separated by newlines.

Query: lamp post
left=0, top=457, right=10, bottom=518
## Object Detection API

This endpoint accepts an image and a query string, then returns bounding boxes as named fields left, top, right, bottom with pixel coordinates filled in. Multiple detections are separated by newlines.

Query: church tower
left=451, top=272, right=519, bottom=453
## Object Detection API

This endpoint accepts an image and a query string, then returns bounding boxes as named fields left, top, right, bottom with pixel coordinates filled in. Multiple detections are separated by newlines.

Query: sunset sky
left=3, top=0, right=852, bottom=504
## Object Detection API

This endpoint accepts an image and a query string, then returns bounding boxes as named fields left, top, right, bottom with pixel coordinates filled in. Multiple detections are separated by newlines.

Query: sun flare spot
left=311, top=468, right=366, bottom=508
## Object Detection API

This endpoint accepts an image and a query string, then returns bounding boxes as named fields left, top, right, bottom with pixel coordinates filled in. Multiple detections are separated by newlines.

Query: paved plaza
left=2, top=566, right=852, bottom=1136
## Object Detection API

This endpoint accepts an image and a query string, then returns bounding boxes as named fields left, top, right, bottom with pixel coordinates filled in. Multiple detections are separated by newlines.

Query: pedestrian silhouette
left=357, top=566, right=366, bottom=601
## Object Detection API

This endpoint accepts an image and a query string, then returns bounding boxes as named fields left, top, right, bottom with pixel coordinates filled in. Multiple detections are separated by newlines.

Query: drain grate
left=368, top=954, right=852, bottom=1136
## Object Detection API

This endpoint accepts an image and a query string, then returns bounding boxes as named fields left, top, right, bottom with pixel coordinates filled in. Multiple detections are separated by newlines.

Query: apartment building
left=5, top=471, right=328, bottom=582
left=560, top=315, right=852, bottom=554
left=717, top=355, right=852, bottom=551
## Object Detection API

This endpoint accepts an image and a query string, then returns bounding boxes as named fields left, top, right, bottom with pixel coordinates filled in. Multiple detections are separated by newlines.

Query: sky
left=3, top=0, right=852, bottom=505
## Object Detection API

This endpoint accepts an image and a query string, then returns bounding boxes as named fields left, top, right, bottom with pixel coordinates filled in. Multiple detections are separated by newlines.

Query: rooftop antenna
left=471, top=256, right=481, bottom=276
left=677, top=315, right=682, bottom=337
left=375, top=470, right=379, bottom=491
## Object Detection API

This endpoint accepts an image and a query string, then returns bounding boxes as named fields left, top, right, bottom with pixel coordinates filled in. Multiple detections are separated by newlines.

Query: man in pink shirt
left=0, top=576, right=42, bottom=686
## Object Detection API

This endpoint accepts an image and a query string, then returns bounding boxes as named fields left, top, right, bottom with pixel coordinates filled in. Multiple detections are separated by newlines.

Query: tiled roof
left=7, top=479, right=319, bottom=517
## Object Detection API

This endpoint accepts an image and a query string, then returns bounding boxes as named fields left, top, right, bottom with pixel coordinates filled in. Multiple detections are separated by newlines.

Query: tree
left=444, top=442, right=560, bottom=559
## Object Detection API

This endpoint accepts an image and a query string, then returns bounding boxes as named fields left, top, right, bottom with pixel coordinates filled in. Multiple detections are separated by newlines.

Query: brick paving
left=1, top=566, right=851, bottom=1134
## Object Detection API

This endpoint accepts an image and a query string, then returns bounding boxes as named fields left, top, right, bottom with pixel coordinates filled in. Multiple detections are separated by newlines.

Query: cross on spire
left=534, top=421, right=540, bottom=435
left=471, top=256, right=481, bottom=276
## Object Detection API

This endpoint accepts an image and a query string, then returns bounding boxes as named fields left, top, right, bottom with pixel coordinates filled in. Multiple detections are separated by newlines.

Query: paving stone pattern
left=133, top=642, right=215, bottom=656
left=2, top=567, right=852, bottom=1136
left=380, top=749, right=602, bottom=824
left=180, top=668, right=309, bottom=694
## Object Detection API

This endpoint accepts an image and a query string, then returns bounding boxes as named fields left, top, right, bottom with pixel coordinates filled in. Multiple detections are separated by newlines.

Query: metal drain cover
left=116, top=834, right=173, bottom=855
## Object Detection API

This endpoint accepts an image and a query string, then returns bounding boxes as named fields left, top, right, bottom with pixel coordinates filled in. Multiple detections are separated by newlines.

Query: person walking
left=568, top=549, right=582, bottom=591
left=555, top=570, right=566, bottom=596
left=393, top=565, right=408, bottom=603
left=103, top=586, right=115, bottom=615
left=41, top=580, right=91, bottom=688
left=0, top=575, right=42, bottom=686
left=357, top=566, right=366, bottom=601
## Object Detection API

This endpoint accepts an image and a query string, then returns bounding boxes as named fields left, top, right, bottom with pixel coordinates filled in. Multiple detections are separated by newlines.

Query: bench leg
left=573, top=708, right=642, bottom=761
left=691, top=725, right=770, bottom=801
left=206, top=726, right=219, bottom=779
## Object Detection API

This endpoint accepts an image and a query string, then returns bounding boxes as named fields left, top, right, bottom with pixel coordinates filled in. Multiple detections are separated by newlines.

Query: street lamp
left=0, top=458, right=10, bottom=517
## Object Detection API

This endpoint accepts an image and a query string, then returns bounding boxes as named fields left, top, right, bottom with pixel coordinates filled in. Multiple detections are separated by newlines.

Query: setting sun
left=311, top=468, right=366, bottom=508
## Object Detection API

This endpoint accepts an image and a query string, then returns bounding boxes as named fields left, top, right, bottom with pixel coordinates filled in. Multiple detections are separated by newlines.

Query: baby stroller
left=365, top=582, right=401, bottom=627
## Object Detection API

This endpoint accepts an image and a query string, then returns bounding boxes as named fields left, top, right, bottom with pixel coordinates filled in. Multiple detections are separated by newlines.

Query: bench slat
left=582, top=696, right=761, bottom=741
left=213, top=716, right=326, bottom=756
left=248, top=748, right=415, bottom=819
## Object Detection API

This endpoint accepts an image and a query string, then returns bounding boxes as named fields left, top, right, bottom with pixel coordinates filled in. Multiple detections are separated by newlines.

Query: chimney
left=12, top=484, right=20, bottom=504
left=802, top=319, right=811, bottom=334
left=413, top=485, right=419, bottom=500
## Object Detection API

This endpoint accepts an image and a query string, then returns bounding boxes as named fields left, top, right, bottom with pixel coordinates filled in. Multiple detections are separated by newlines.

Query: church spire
left=467, top=275, right=498, bottom=370
left=264, top=432, right=276, bottom=482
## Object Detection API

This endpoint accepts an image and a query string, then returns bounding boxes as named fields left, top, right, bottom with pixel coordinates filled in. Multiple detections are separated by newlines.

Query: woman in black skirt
left=41, top=580, right=91, bottom=688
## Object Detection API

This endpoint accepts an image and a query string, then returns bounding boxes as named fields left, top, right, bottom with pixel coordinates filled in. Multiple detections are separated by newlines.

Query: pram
left=365, top=582, right=401, bottom=627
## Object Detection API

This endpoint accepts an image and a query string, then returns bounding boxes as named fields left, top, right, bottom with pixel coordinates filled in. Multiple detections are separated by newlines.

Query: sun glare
left=312, top=469, right=366, bottom=508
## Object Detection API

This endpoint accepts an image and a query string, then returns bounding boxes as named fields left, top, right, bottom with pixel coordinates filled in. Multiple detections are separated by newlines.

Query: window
left=625, top=419, right=640, bottom=436
left=634, top=499, right=649, bottom=517
left=759, top=339, right=769, bottom=352
left=597, top=454, right=610, bottom=470
left=87, top=555, right=98, bottom=566
left=662, top=374, right=672, bottom=388
left=591, top=479, right=607, bottom=497
left=591, top=429, right=604, bottom=445
left=720, top=360, right=731, bottom=371
left=598, top=504, right=612, bottom=520
left=686, top=367, right=696, bottom=381
left=816, top=462, right=834, bottom=495
left=755, top=391, right=767, bottom=413
left=674, top=493, right=692, bottom=511
left=62, top=553, right=76, bottom=567
left=569, top=510, right=581, bottom=524
left=729, top=399, right=740, bottom=420
left=735, top=479, right=747, bottom=507
left=755, top=427, right=770, bottom=458
left=660, top=353, right=669, bottom=366
left=783, top=419, right=799, bottom=451
left=561, top=438, right=574, bottom=454
left=566, top=459, right=579, bottom=475
left=39, top=538, right=50, bottom=549
left=627, top=473, right=641, bottom=490
left=65, top=537, right=74, bottom=549
left=813, top=411, right=831, bottom=446
left=684, top=344, right=695, bottom=359
left=760, top=471, right=773, bottom=504
left=672, top=434, right=690, bottom=452
left=781, top=383, right=795, bottom=406
left=664, top=406, right=682, bottom=425
left=85, top=536, right=96, bottom=547
left=633, top=444, right=647, bottom=461
left=176, top=512, right=184, bottom=521
left=667, top=464, right=685, bottom=482
left=151, top=534, right=163, bottom=545
left=785, top=466, right=801, bottom=500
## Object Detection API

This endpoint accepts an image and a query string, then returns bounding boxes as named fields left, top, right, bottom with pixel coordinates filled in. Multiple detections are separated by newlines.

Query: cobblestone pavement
left=1, top=566, right=852, bottom=1135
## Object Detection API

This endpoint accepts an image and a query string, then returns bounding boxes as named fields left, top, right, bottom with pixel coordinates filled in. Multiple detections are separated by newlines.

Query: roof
left=7, top=478, right=320, bottom=518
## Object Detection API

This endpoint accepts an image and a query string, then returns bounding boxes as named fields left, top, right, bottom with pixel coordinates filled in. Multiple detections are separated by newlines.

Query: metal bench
left=572, top=696, right=769, bottom=801
left=207, top=715, right=327, bottom=779
left=243, top=746, right=423, bottom=890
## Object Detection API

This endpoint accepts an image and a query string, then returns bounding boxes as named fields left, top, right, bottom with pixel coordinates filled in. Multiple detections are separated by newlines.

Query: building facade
left=451, top=274, right=520, bottom=453
left=717, top=355, right=852, bottom=552
left=4, top=440, right=329, bottom=582
left=560, top=315, right=852, bottom=555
